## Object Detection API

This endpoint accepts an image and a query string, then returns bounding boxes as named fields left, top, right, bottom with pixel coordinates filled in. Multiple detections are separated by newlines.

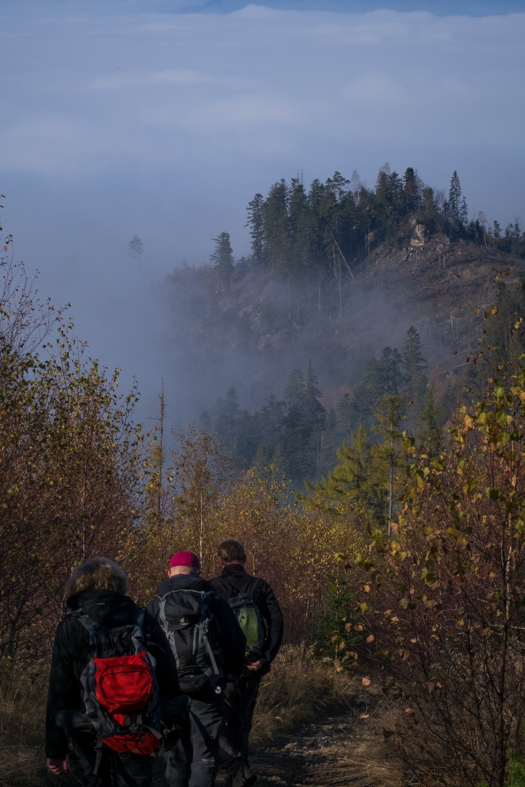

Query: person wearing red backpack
left=46, top=557, right=187, bottom=786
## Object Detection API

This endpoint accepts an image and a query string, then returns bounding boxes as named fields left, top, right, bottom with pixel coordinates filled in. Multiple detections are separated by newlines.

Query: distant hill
left=161, top=167, right=524, bottom=480
left=163, top=227, right=524, bottom=413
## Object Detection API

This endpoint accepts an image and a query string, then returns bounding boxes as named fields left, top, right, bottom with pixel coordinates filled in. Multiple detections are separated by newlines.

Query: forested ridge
left=164, top=164, right=525, bottom=485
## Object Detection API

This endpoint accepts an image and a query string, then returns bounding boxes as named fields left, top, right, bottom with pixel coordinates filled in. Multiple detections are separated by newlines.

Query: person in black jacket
left=210, top=539, right=284, bottom=787
left=148, top=550, right=246, bottom=787
left=46, top=556, right=186, bottom=787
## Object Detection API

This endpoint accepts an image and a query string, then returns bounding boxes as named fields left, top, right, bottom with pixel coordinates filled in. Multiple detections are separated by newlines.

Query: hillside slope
left=163, top=226, right=524, bottom=416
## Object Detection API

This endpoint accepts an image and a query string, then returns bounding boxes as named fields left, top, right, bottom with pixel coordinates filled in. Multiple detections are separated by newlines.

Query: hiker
left=148, top=550, right=246, bottom=787
left=46, top=556, right=187, bottom=787
left=210, top=539, right=284, bottom=787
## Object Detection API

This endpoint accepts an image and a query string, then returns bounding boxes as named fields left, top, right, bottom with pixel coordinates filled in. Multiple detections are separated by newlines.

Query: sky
left=1, top=0, right=524, bottom=425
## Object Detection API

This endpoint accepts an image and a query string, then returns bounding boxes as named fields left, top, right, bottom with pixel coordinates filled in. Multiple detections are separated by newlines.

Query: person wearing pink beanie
left=148, top=551, right=246, bottom=787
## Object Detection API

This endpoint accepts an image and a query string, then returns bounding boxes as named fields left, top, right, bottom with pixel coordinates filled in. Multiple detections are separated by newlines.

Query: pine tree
left=246, top=194, right=265, bottom=263
left=335, top=393, right=354, bottom=444
left=317, top=425, right=372, bottom=499
left=448, top=170, right=467, bottom=228
left=262, top=180, right=290, bottom=273
left=319, top=407, right=338, bottom=477
left=372, top=395, right=406, bottom=533
left=307, top=178, right=328, bottom=270
left=284, top=368, right=305, bottom=410
left=374, top=170, right=404, bottom=240
left=213, top=387, right=240, bottom=451
left=403, top=167, right=421, bottom=214
left=210, top=232, right=234, bottom=285
left=314, top=425, right=386, bottom=527
left=460, top=196, right=468, bottom=225
left=288, top=177, right=310, bottom=276
left=129, top=235, right=144, bottom=277
left=402, top=326, right=428, bottom=404
left=422, top=187, right=435, bottom=220
left=304, top=361, right=325, bottom=426
left=373, top=347, right=405, bottom=396
left=281, top=365, right=326, bottom=483
left=129, top=234, right=143, bottom=261
left=417, top=384, right=441, bottom=449
left=340, top=347, right=405, bottom=437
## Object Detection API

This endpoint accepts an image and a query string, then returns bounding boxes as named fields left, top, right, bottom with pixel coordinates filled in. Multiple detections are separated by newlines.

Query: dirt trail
left=153, top=700, right=375, bottom=787
left=249, top=714, right=357, bottom=787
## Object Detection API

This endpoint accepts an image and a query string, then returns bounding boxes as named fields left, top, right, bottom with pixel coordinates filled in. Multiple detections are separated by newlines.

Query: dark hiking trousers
left=67, top=733, right=153, bottom=787
left=219, top=675, right=261, bottom=779
left=164, top=692, right=222, bottom=787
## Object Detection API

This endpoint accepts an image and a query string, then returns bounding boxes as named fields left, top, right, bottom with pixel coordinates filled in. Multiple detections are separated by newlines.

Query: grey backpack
left=158, top=588, right=223, bottom=694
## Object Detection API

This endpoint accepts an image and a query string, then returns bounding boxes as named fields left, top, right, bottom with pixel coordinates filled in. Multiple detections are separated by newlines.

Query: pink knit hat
left=170, top=551, right=201, bottom=570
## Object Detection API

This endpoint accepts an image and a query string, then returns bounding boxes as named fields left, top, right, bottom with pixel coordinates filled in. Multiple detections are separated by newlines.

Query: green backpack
left=217, top=578, right=266, bottom=658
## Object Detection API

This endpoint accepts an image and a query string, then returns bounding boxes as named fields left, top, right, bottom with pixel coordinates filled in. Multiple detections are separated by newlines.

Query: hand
left=46, top=758, right=67, bottom=775
left=246, top=660, right=262, bottom=672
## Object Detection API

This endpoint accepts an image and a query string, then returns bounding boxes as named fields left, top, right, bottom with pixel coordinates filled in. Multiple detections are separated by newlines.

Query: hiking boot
left=232, top=765, right=257, bottom=787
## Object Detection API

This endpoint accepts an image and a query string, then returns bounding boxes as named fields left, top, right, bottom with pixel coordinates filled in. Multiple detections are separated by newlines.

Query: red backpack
left=73, top=608, right=163, bottom=772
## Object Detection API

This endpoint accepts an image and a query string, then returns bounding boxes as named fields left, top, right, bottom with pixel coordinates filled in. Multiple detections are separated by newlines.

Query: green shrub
left=313, top=577, right=361, bottom=665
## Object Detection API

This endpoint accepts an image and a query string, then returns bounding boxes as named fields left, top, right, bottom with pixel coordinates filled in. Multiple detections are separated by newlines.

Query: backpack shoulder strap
left=71, top=611, right=102, bottom=650
left=214, top=577, right=236, bottom=600
left=248, top=577, right=263, bottom=599
left=71, top=610, right=99, bottom=635
left=134, top=607, right=146, bottom=635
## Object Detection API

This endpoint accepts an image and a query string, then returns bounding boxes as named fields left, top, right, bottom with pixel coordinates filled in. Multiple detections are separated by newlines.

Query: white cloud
left=1, top=2, right=524, bottom=192
left=89, top=69, right=213, bottom=91
left=342, top=72, right=407, bottom=106
left=230, top=4, right=281, bottom=19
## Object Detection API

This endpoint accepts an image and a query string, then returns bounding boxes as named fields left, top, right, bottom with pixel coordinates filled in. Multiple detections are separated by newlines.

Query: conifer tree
left=317, top=425, right=371, bottom=498
left=403, top=167, right=421, bottom=214
left=280, top=365, right=326, bottom=482
left=422, top=187, right=435, bottom=220
left=246, top=194, right=265, bottom=263
left=210, top=232, right=234, bottom=285
left=258, top=395, right=286, bottom=444
left=335, top=392, right=354, bottom=444
left=374, top=170, right=404, bottom=240
left=214, top=387, right=240, bottom=451
left=262, top=179, right=290, bottom=273
left=402, top=326, right=428, bottom=404
left=304, top=360, right=326, bottom=426
left=284, top=368, right=305, bottom=410
left=129, top=234, right=143, bottom=262
left=342, top=347, right=405, bottom=436
left=372, top=395, right=406, bottom=533
left=448, top=170, right=468, bottom=229
left=288, top=177, right=310, bottom=276
left=417, top=383, right=441, bottom=449
left=314, top=425, right=385, bottom=527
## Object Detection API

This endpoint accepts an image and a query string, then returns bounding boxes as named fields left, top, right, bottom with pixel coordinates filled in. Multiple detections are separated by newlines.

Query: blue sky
left=1, top=0, right=524, bottom=422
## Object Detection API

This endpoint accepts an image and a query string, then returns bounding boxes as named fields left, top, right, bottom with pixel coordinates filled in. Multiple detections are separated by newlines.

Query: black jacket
left=210, top=564, right=284, bottom=676
left=45, top=590, right=181, bottom=759
left=147, top=575, right=246, bottom=684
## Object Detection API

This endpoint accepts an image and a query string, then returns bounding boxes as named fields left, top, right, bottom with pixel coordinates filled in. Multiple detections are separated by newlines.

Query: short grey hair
left=65, top=557, right=129, bottom=600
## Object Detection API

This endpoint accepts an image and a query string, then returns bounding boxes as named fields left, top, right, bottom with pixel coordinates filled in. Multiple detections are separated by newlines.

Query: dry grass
left=251, top=648, right=409, bottom=787
left=0, top=650, right=408, bottom=787
left=0, top=671, right=60, bottom=787
left=251, top=645, right=362, bottom=748
left=319, top=705, right=407, bottom=787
